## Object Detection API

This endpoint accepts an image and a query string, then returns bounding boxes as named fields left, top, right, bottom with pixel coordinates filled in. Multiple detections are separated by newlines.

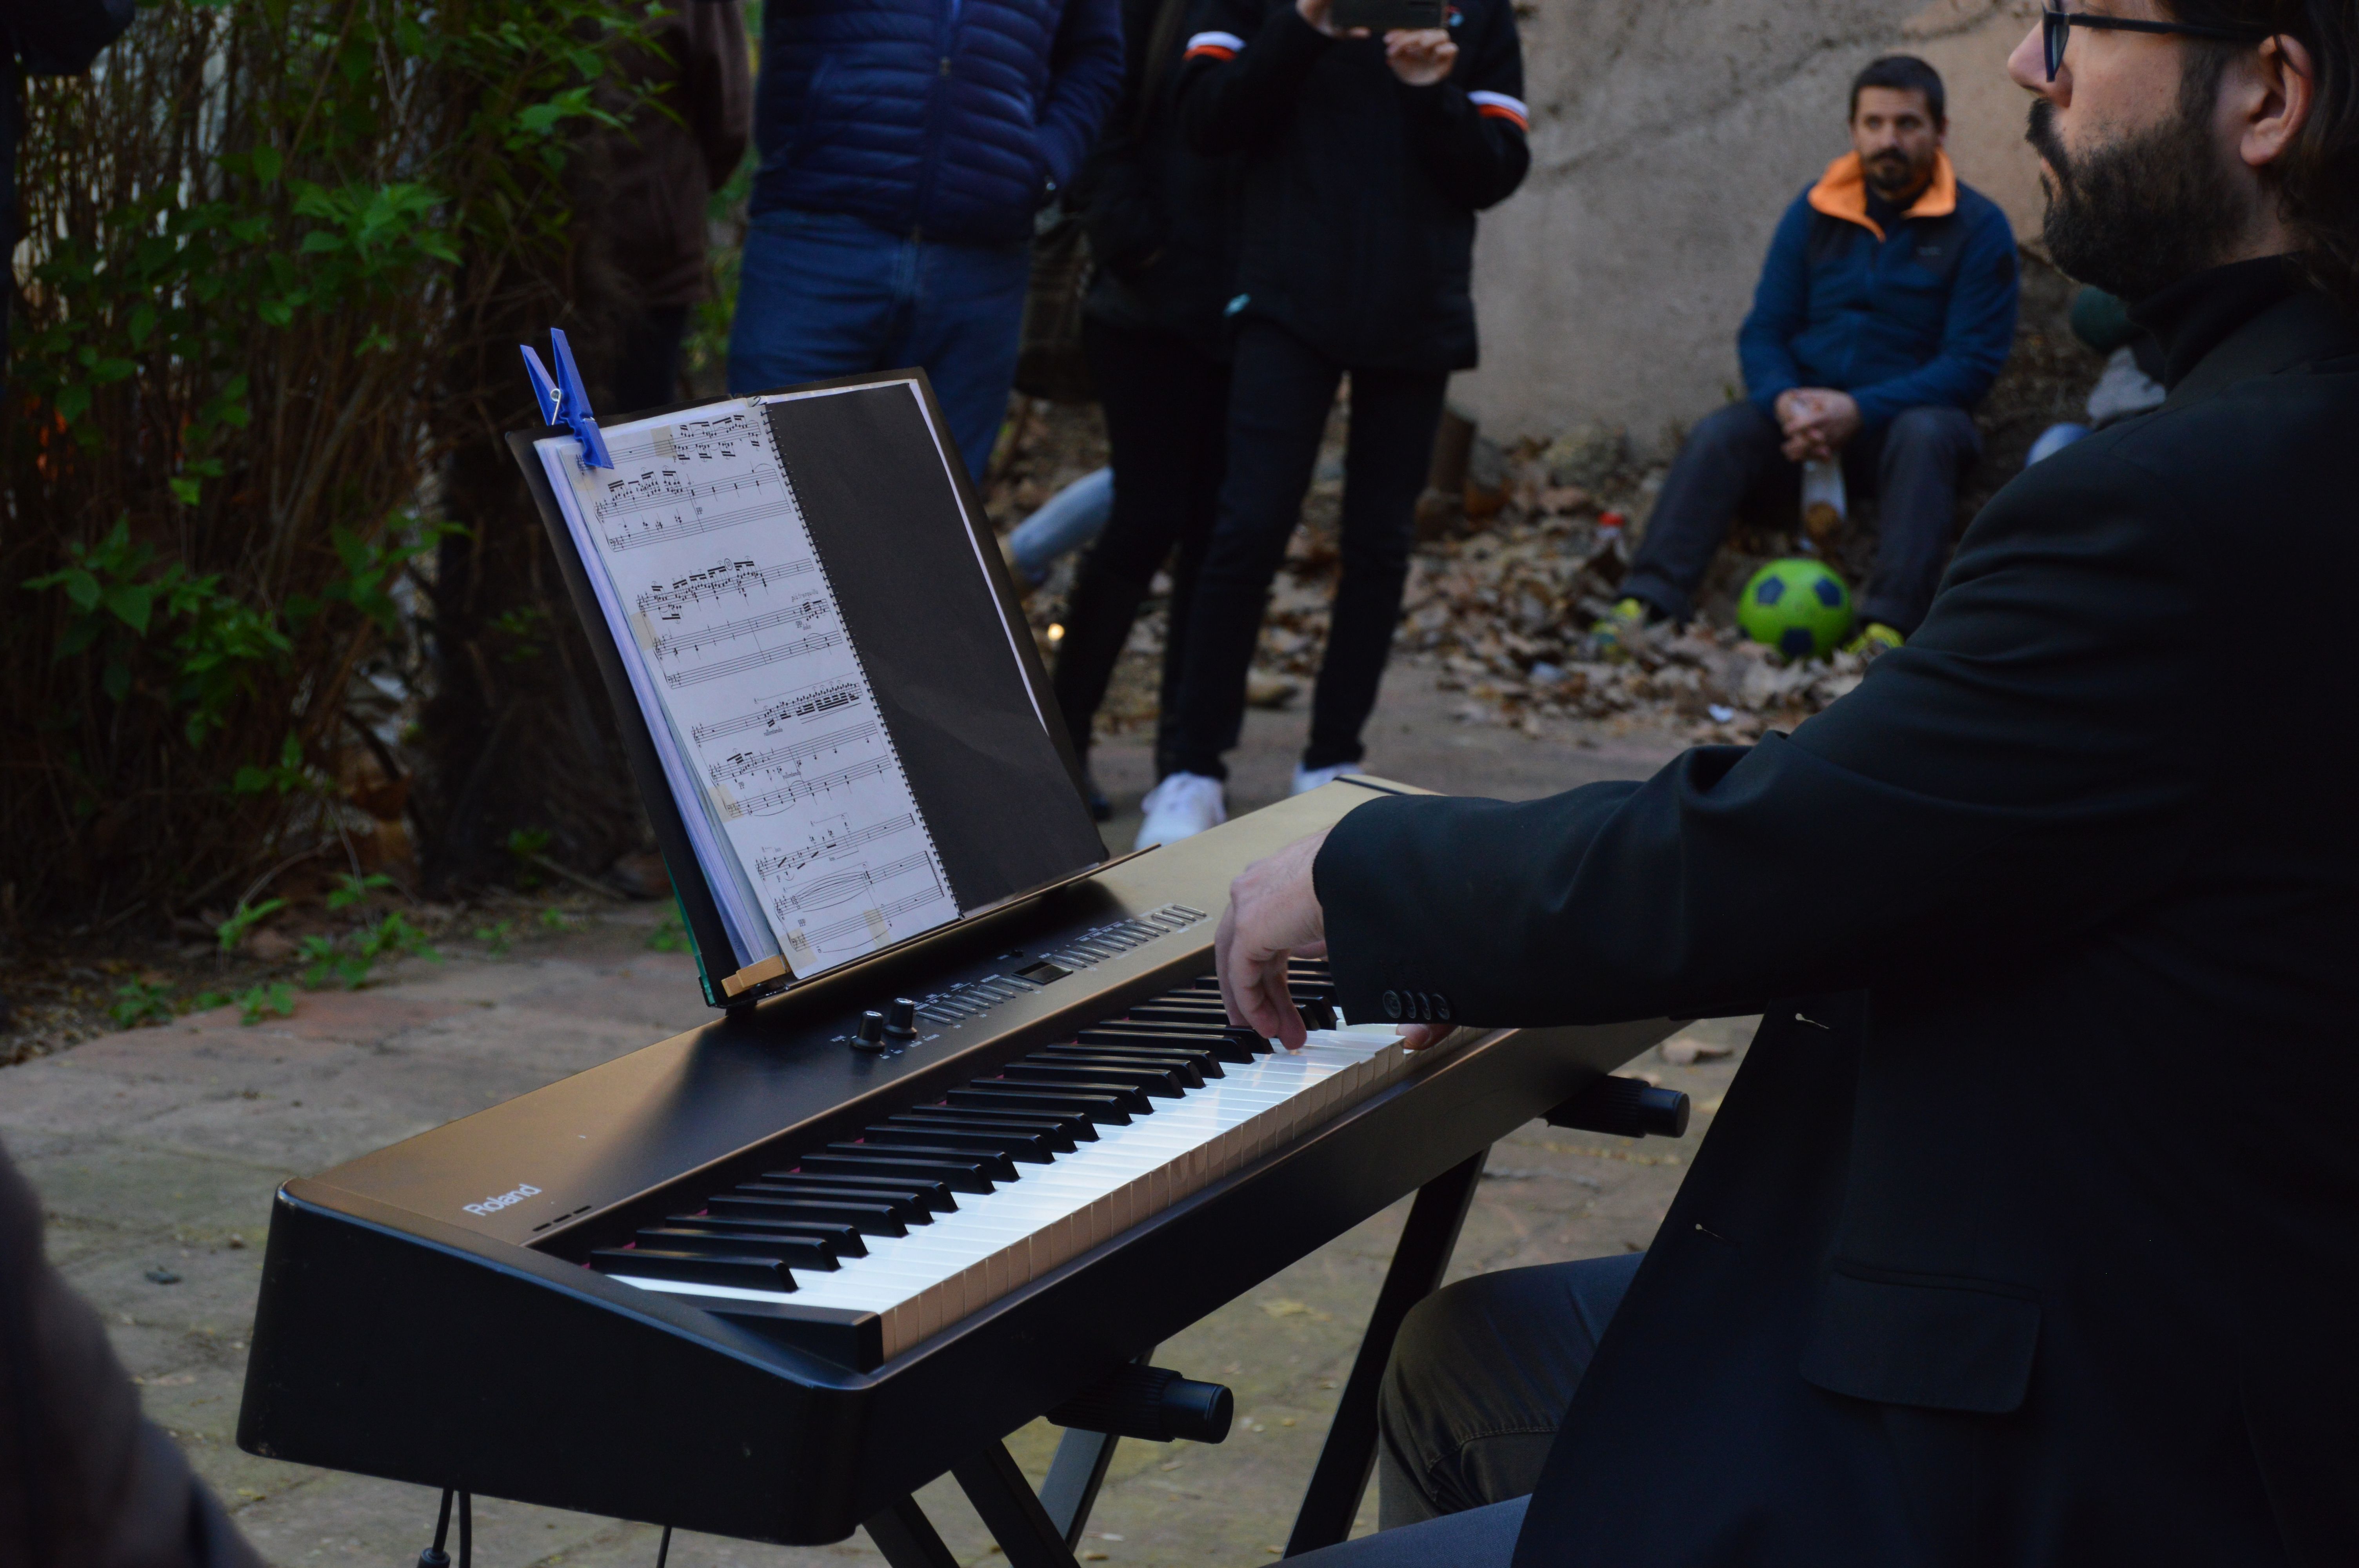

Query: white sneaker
left=1135, top=772, right=1226, bottom=851
left=1290, top=761, right=1357, bottom=796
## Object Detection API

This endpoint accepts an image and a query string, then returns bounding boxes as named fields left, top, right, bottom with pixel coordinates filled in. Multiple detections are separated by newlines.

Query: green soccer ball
left=1737, top=558, right=1854, bottom=662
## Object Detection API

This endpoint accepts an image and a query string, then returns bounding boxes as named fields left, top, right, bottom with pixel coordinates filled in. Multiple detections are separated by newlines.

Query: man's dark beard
left=1863, top=149, right=1927, bottom=201
left=2028, top=62, right=2252, bottom=301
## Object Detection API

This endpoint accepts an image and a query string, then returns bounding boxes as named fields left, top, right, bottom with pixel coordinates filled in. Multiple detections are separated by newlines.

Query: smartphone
left=1330, top=0, right=1445, bottom=31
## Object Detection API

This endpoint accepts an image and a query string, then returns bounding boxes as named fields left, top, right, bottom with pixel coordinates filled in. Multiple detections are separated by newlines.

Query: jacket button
left=1412, top=992, right=1432, bottom=1021
left=1434, top=995, right=1452, bottom=1021
left=1382, top=991, right=1403, bottom=1020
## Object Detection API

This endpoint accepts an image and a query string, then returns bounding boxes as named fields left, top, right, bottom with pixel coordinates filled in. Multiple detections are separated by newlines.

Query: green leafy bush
left=214, top=897, right=287, bottom=953
left=109, top=978, right=178, bottom=1028
left=237, top=982, right=297, bottom=1026
left=3, top=0, right=648, bottom=926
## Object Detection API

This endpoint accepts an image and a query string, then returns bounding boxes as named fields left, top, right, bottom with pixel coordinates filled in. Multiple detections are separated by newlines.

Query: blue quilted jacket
left=751, top=0, right=1126, bottom=248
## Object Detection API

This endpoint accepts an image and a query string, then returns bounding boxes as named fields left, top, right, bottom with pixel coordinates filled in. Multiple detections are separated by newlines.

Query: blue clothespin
left=520, top=327, right=612, bottom=470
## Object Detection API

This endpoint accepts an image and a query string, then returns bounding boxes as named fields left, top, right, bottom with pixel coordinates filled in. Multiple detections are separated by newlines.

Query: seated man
left=1598, top=54, right=2018, bottom=658
left=1220, top=4, right=2357, bottom=1562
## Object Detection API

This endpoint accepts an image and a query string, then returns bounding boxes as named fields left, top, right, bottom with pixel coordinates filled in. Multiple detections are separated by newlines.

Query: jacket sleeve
left=0, top=1141, right=266, bottom=1568
left=1078, top=0, right=1167, bottom=276
left=2, top=0, right=133, bottom=73
left=1181, top=0, right=1331, bottom=157
left=1846, top=204, right=2021, bottom=431
left=1394, top=1, right=1528, bottom=212
left=1039, top=0, right=1129, bottom=196
left=1738, top=192, right=1816, bottom=417
left=1313, top=445, right=2215, bottom=1027
left=680, top=0, right=752, bottom=192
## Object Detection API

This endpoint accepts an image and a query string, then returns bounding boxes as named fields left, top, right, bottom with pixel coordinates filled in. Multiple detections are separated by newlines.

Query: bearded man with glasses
left=1212, top=4, right=2359, bottom=1564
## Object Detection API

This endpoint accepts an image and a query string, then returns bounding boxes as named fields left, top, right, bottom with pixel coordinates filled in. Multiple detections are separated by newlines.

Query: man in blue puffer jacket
left=727, top=0, right=1125, bottom=481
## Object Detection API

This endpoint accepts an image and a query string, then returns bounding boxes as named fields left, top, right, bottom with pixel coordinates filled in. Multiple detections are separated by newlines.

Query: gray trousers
left=1280, top=1252, right=1643, bottom=1567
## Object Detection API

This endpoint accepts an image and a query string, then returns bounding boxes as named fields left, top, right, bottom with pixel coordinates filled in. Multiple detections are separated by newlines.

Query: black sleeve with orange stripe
left=1179, top=0, right=1334, bottom=157
left=1396, top=0, right=1528, bottom=211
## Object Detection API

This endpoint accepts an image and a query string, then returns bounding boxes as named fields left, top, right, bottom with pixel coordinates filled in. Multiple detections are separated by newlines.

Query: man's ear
left=2238, top=33, right=2316, bottom=171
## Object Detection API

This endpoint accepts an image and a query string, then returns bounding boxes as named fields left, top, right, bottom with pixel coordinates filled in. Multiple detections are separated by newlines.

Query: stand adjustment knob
left=885, top=997, right=919, bottom=1038
left=1544, top=1074, right=1688, bottom=1139
left=1048, top=1364, right=1233, bottom=1444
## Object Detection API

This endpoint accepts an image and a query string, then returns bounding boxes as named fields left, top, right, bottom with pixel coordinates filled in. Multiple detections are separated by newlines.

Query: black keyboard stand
left=1286, top=1147, right=1488, bottom=1555
left=858, top=1151, right=1492, bottom=1567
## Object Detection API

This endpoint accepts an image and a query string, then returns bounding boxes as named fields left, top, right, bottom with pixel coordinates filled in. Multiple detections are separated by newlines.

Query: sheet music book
left=511, top=373, right=1106, bottom=1006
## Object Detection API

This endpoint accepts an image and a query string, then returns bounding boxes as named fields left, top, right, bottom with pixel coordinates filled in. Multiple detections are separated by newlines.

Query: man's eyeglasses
left=2041, top=7, right=2273, bottom=81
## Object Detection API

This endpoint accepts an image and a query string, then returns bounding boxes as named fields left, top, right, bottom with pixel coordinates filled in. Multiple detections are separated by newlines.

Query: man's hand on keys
left=1216, top=827, right=1442, bottom=1052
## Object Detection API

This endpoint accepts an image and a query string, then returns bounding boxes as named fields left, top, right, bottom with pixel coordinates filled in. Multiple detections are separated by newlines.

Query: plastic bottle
left=1801, top=460, right=1845, bottom=550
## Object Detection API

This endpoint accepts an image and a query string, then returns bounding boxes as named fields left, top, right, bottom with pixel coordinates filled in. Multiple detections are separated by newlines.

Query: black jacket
left=1316, top=260, right=2359, bottom=1565
left=1178, top=0, right=1527, bottom=372
left=1077, top=0, right=1242, bottom=348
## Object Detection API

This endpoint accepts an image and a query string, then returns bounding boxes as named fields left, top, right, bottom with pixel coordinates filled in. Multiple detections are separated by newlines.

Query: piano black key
left=636, top=1228, right=841, bottom=1270
left=864, top=1124, right=1058, bottom=1163
left=999, top=1061, right=1186, bottom=1098
left=1078, top=1025, right=1265, bottom=1061
left=1032, top=1045, right=1210, bottom=1087
left=970, top=1074, right=1155, bottom=1114
left=735, top=1182, right=953, bottom=1224
left=749, top=1171, right=959, bottom=1213
left=1018, top=1053, right=1198, bottom=1092
left=1124, top=1005, right=1230, bottom=1024
left=885, top=1109, right=1085, bottom=1151
left=707, top=1194, right=909, bottom=1236
left=591, top=1248, right=795, bottom=1292
left=823, top=1142, right=1020, bottom=1183
left=795, top=1152, right=1001, bottom=1194
left=945, top=1085, right=1134, bottom=1124
left=1060, top=1037, right=1224, bottom=1067
left=665, top=1214, right=867, bottom=1257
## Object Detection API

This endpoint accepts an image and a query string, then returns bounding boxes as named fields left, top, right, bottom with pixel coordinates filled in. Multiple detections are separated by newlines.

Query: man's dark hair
left=2163, top=0, right=2359, bottom=309
left=1850, top=55, right=1946, bottom=126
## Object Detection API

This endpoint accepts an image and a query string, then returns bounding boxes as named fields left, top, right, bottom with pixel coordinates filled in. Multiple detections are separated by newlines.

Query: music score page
left=536, top=400, right=956, bottom=980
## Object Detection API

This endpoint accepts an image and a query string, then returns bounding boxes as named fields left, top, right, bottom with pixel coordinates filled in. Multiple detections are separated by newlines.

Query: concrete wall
left=1454, top=0, right=2048, bottom=456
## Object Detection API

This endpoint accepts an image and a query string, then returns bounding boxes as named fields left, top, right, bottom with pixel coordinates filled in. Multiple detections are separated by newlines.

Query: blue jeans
left=1007, top=465, right=1113, bottom=584
left=727, top=207, right=1031, bottom=483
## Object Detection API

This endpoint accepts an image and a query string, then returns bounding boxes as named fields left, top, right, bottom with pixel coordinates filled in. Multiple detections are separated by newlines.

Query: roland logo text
left=464, top=1183, right=542, bottom=1217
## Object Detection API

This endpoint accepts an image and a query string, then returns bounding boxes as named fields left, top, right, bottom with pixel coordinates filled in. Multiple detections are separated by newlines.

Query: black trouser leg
left=610, top=304, right=693, bottom=415
left=1856, top=405, right=1979, bottom=635
left=1169, top=323, right=1343, bottom=781
left=1303, top=362, right=1448, bottom=772
left=1051, top=318, right=1230, bottom=770
left=1375, top=1252, right=1643, bottom=1528
left=1621, top=400, right=1790, bottom=623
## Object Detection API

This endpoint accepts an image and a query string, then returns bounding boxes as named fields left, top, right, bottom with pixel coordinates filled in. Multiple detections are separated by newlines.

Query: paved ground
left=6, top=658, right=1739, bottom=1568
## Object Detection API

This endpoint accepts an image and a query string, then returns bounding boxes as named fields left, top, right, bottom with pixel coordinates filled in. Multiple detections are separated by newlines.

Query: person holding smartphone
left=1131, top=0, right=1528, bottom=847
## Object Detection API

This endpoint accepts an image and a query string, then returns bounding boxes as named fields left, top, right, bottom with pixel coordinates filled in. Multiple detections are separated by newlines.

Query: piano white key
left=614, top=1027, right=1419, bottom=1355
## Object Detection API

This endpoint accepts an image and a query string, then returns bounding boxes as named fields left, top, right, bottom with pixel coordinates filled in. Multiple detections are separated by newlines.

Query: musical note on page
left=548, top=397, right=956, bottom=978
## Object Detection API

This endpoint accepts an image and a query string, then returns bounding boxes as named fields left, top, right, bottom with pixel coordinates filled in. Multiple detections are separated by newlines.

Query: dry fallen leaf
left=1661, top=1036, right=1734, bottom=1066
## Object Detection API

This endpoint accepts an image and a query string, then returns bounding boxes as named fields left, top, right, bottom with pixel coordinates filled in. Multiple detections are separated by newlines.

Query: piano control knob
left=885, top=998, right=919, bottom=1039
left=854, top=1010, right=887, bottom=1050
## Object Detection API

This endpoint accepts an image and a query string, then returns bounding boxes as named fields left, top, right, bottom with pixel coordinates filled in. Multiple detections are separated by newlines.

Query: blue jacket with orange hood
left=1739, top=151, right=2019, bottom=436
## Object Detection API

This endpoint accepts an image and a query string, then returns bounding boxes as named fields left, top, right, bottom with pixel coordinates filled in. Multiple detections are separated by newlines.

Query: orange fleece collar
left=1808, top=150, right=1957, bottom=240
